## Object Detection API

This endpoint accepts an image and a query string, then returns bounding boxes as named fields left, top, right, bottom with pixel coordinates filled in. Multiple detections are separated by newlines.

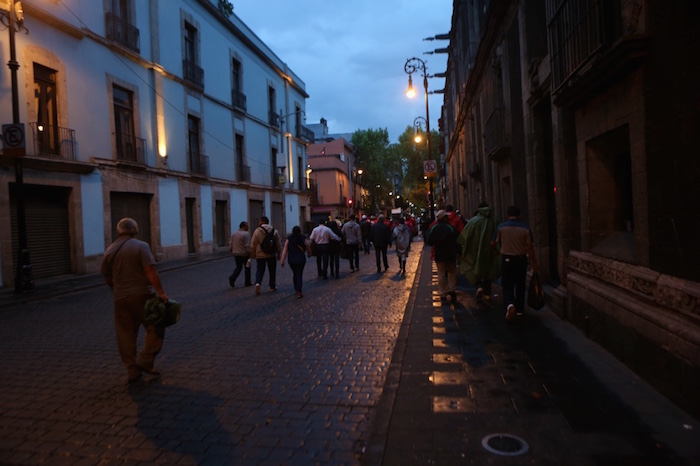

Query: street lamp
left=413, top=116, right=427, bottom=144
left=1, top=1, right=33, bottom=292
left=404, top=57, right=434, bottom=221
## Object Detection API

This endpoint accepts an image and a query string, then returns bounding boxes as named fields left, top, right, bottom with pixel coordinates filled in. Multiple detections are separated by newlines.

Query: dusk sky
left=233, top=1, right=453, bottom=143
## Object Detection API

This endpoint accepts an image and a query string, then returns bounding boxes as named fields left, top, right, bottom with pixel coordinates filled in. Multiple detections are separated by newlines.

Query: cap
left=362, top=215, right=367, bottom=220
left=436, top=210, right=447, bottom=220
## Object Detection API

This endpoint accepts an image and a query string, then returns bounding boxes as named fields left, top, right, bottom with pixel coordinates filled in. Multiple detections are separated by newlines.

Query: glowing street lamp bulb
left=406, top=74, right=416, bottom=98
left=414, top=134, right=422, bottom=143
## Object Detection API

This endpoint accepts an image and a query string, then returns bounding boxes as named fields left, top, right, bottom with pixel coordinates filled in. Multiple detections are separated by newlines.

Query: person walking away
left=327, top=219, right=342, bottom=278
left=228, top=221, right=252, bottom=288
left=309, top=220, right=340, bottom=279
left=392, top=217, right=412, bottom=275
left=457, top=202, right=500, bottom=300
left=280, top=225, right=311, bottom=298
left=250, top=216, right=281, bottom=296
left=360, top=215, right=372, bottom=254
left=342, top=214, right=362, bottom=272
left=101, top=217, right=169, bottom=384
left=370, top=214, right=392, bottom=273
left=427, top=210, right=458, bottom=302
left=445, top=204, right=465, bottom=236
left=494, top=205, right=539, bottom=321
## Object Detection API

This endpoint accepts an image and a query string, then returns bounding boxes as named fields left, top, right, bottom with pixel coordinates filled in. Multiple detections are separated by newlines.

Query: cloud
left=233, top=1, right=452, bottom=142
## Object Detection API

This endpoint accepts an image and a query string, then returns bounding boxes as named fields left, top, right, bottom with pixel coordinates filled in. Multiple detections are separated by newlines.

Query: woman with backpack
left=280, top=225, right=312, bottom=298
left=392, top=217, right=412, bottom=276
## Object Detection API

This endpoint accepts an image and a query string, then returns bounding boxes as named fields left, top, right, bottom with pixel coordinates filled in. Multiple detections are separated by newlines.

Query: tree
left=351, top=128, right=398, bottom=215
left=393, top=125, right=440, bottom=214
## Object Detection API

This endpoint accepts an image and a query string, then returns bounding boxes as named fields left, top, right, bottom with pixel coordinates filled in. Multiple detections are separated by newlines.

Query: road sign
left=2, top=123, right=26, bottom=158
left=423, top=160, right=438, bottom=178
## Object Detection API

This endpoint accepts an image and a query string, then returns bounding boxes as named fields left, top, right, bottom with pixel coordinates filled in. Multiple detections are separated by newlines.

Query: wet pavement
left=0, top=240, right=698, bottom=465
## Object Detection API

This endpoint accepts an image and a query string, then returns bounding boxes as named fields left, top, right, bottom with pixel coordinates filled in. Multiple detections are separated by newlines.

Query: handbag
left=527, top=272, right=545, bottom=310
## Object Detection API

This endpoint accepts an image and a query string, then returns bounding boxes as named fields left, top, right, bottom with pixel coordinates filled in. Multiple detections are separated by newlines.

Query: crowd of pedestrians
left=226, top=213, right=421, bottom=300
left=426, top=203, right=538, bottom=323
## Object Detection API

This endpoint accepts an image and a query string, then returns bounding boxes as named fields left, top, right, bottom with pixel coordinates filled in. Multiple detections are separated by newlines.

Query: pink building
left=307, top=138, right=357, bottom=224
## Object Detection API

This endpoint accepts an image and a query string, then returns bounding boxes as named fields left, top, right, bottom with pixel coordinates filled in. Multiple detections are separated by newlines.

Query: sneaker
left=506, top=304, right=516, bottom=321
left=270, top=287, right=277, bottom=292
left=296, top=292, right=303, bottom=299
left=255, top=284, right=261, bottom=296
left=476, top=287, right=484, bottom=299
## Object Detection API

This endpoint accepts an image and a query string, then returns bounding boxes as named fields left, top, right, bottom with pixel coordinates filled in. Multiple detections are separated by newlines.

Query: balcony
left=236, top=163, right=250, bottom=183
left=483, top=107, right=510, bottom=161
left=29, top=123, right=76, bottom=161
left=300, top=125, right=315, bottom=143
left=116, top=132, right=146, bottom=164
left=189, top=152, right=209, bottom=177
left=231, top=90, right=247, bottom=112
left=183, top=59, right=204, bottom=88
left=547, top=0, right=648, bottom=106
left=269, top=111, right=280, bottom=129
left=105, top=12, right=140, bottom=53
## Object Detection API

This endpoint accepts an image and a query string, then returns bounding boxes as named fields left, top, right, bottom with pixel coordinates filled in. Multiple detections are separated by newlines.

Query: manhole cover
left=481, top=433, right=529, bottom=456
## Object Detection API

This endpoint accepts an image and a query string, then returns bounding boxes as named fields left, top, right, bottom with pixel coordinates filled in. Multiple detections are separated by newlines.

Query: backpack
left=258, top=227, right=277, bottom=254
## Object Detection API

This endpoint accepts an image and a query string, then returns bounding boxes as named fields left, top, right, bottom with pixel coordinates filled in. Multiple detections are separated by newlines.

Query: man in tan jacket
left=229, top=221, right=252, bottom=287
left=249, top=216, right=281, bottom=295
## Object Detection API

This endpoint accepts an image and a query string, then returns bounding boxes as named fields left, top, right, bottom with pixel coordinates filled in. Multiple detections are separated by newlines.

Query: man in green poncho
left=457, top=202, right=500, bottom=301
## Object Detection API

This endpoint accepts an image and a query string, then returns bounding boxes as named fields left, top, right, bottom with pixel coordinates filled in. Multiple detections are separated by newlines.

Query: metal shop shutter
left=110, top=192, right=152, bottom=246
left=11, top=185, right=72, bottom=279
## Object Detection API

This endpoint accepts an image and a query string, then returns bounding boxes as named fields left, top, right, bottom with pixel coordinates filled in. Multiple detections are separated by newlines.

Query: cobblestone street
left=0, top=246, right=420, bottom=465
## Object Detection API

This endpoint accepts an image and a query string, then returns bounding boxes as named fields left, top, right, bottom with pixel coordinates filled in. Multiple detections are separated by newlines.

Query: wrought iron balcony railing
left=547, top=0, right=623, bottom=92
left=183, top=59, right=204, bottom=87
left=29, top=122, right=76, bottom=161
left=232, top=90, right=247, bottom=112
left=189, top=152, right=209, bottom=176
left=236, top=163, right=250, bottom=182
left=269, top=111, right=280, bottom=129
left=300, top=125, right=315, bottom=142
left=105, top=12, right=140, bottom=53
left=116, top=132, right=146, bottom=164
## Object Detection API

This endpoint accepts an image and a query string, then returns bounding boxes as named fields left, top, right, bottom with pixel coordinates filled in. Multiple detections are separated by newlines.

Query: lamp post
left=413, top=116, right=427, bottom=143
left=2, top=1, right=33, bottom=292
left=405, top=57, right=434, bottom=221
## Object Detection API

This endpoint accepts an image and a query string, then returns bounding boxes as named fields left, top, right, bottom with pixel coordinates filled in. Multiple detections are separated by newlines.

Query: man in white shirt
left=309, top=221, right=340, bottom=279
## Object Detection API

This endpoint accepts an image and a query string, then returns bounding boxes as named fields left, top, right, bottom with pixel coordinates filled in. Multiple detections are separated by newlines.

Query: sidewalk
left=365, top=245, right=700, bottom=465
left=0, top=250, right=231, bottom=310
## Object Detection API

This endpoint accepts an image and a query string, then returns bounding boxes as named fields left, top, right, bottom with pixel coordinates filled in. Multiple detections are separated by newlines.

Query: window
left=268, top=86, right=278, bottom=127
left=34, top=64, right=58, bottom=155
left=295, top=105, right=302, bottom=137
left=188, top=115, right=203, bottom=174
left=271, top=147, right=278, bottom=186
left=231, top=58, right=246, bottom=110
left=113, top=85, right=137, bottom=162
left=586, top=125, right=634, bottom=262
left=105, top=0, right=140, bottom=52
left=183, top=21, right=203, bottom=86
left=235, top=134, right=249, bottom=182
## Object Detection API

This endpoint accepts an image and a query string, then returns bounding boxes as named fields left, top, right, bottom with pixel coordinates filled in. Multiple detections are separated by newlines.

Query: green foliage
left=218, top=0, right=234, bottom=16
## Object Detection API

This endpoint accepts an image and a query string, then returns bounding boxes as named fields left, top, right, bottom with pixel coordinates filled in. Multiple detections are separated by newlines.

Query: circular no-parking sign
left=2, top=123, right=26, bottom=157
left=423, top=160, right=437, bottom=177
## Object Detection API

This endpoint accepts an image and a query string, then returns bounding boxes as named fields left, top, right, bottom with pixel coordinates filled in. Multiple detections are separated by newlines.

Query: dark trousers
left=375, top=246, right=389, bottom=271
left=229, top=255, right=251, bottom=286
left=315, top=243, right=330, bottom=278
left=501, top=255, right=528, bottom=312
left=290, top=262, right=305, bottom=293
left=347, top=243, right=360, bottom=269
left=329, top=249, right=340, bottom=276
left=255, top=257, right=277, bottom=289
left=363, top=237, right=371, bottom=253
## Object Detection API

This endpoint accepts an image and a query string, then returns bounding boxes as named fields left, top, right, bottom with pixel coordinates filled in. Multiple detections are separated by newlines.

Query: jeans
left=229, top=255, right=251, bottom=286
left=501, top=255, right=528, bottom=312
left=255, top=256, right=277, bottom=289
left=347, top=243, right=360, bottom=269
left=290, top=262, right=305, bottom=293
left=363, top=237, right=371, bottom=253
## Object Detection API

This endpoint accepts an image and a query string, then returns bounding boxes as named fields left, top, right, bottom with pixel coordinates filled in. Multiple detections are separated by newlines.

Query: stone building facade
left=0, top=0, right=312, bottom=289
left=441, top=0, right=700, bottom=416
